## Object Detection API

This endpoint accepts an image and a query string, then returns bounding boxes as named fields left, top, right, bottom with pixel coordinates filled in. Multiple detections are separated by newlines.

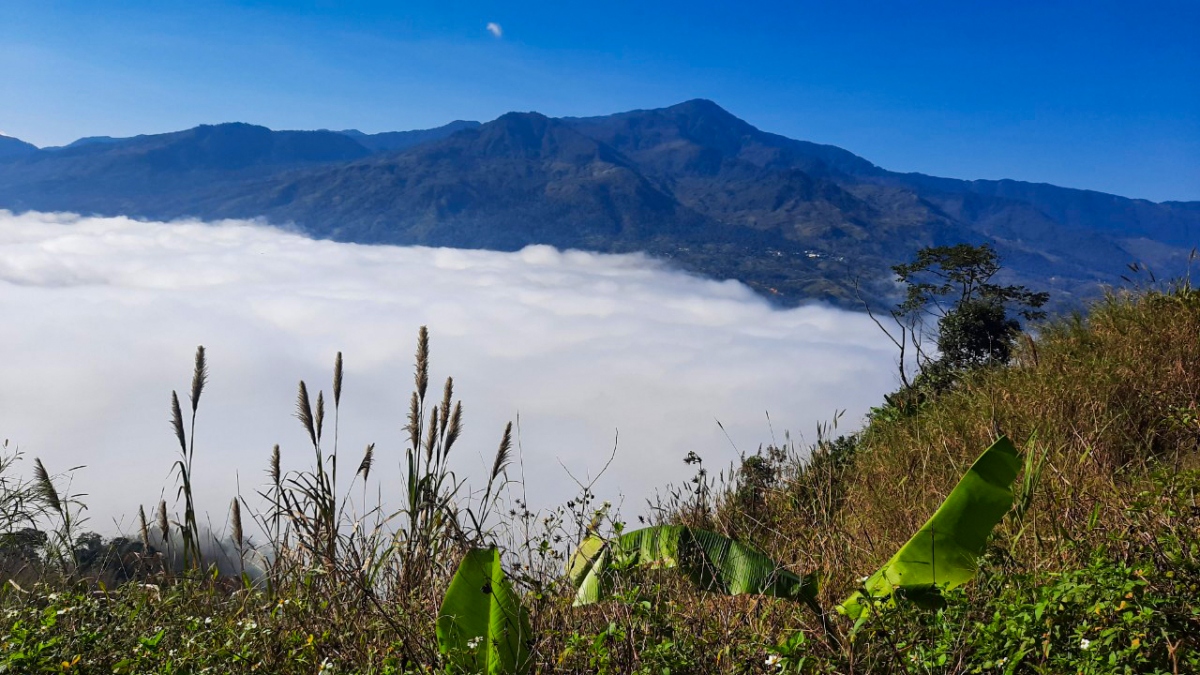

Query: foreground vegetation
left=2, top=281, right=1200, bottom=673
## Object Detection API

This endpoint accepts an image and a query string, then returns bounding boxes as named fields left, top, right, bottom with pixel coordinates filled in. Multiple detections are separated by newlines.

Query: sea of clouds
left=0, top=210, right=898, bottom=535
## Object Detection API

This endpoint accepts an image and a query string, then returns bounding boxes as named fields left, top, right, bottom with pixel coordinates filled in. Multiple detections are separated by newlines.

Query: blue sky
left=1, top=0, right=1196, bottom=201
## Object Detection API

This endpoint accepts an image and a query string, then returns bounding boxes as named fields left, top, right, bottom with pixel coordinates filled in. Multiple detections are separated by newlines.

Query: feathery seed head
left=157, top=500, right=170, bottom=541
left=33, top=458, right=62, bottom=515
left=315, top=390, right=325, bottom=443
left=406, top=391, right=420, bottom=450
left=424, top=406, right=439, bottom=462
left=357, top=443, right=375, bottom=482
left=415, top=326, right=429, bottom=401
left=270, top=444, right=281, bottom=486
left=440, top=377, right=454, bottom=429
left=444, top=401, right=463, bottom=452
left=333, top=352, right=343, bottom=408
left=170, top=391, right=186, bottom=454
left=295, top=381, right=317, bottom=448
left=230, top=498, right=243, bottom=549
left=138, top=505, right=151, bottom=551
left=190, top=346, right=207, bottom=413
left=491, top=422, right=513, bottom=485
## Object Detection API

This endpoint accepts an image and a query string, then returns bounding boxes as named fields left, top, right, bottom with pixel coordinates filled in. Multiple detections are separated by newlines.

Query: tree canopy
left=866, top=243, right=1049, bottom=394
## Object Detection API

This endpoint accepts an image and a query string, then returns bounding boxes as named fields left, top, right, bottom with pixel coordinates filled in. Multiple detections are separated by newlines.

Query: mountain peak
left=469, top=112, right=579, bottom=158
left=0, top=134, right=39, bottom=161
left=667, top=98, right=735, bottom=115
left=493, top=111, right=552, bottom=125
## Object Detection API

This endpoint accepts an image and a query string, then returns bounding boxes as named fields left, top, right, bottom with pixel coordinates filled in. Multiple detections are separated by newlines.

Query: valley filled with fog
left=0, top=210, right=898, bottom=531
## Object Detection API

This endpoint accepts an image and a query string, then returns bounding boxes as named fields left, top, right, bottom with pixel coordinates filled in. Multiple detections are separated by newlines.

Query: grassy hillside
left=2, top=286, right=1199, bottom=673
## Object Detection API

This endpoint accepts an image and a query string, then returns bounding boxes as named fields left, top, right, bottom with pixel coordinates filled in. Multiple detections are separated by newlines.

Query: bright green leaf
left=436, top=547, right=532, bottom=675
left=567, top=525, right=820, bottom=615
left=839, top=436, right=1022, bottom=619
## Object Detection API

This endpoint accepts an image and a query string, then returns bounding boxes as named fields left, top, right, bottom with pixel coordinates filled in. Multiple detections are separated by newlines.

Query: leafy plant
left=436, top=547, right=532, bottom=675
left=568, top=525, right=821, bottom=615
left=839, top=436, right=1022, bottom=620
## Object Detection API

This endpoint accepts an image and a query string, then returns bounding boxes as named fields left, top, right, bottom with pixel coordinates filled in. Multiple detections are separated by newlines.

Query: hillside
left=1, top=100, right=1196, bottom=306
left=3, top=285, right=1199, bottom=672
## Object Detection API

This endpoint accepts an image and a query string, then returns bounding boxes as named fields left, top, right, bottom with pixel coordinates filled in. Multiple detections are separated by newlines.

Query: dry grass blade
left=170, top=391, right=186, bottom=454
left=295, top=381, right=317, bottom=448
left=32, top=458, right=62, bottom=515
left=190, top=345, right=207, bottom=413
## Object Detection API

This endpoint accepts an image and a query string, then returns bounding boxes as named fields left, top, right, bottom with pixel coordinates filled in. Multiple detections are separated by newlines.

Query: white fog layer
left=0, top=210, right=897, bottom=531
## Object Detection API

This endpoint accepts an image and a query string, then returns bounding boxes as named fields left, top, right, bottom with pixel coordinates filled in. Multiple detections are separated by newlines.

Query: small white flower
left=1080, top=638, right=1091, bottom=650
left=467, top=636, right=482, bottom=649
left=204, top=616, right=213, bottom=625
left=765, top=654, right=782, bottom=668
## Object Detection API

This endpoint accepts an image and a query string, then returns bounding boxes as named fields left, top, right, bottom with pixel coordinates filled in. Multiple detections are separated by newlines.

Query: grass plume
left=189, top=345, right=207, bottom=413
left=356, top=444, right=374, bottom=482
left=294, top=382, right=316, bottom=448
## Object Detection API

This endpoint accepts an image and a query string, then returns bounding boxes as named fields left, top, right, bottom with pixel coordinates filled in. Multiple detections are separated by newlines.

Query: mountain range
left=1, top=100, right=1196, bottom=307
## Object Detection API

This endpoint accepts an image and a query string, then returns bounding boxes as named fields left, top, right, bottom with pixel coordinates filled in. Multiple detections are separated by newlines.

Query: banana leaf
left=839, top=436, right=1022, bottom=620
left=436, top=547, right=532, bottom=674
left=568, top=525, right=820, bottom=615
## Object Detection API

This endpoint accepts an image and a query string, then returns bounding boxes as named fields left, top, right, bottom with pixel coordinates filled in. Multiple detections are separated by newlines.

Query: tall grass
left=169, top=346, right=207, bottom=570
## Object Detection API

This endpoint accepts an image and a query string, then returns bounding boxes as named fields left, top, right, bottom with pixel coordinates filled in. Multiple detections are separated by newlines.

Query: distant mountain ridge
left=336, top=120, right=481, bottom=153
left=1, top=101, right=1195, bottom=307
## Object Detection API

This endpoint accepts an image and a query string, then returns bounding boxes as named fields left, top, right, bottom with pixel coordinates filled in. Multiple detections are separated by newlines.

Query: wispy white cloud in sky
left=0, top=211, right=897, bottom=532
left=486, top=22, right=503, bottom=38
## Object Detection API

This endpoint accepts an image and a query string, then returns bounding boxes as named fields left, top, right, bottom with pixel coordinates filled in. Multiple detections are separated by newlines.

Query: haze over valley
left=0, top=210, right=897, bottom=521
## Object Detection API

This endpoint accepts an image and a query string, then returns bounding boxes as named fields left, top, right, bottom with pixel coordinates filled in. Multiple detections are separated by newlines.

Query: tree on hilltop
left=864, top=243, right=1049, bottom=397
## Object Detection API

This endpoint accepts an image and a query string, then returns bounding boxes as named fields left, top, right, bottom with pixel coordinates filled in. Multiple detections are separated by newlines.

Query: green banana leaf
left=436, top=547, right=532, bottom=674
left=839, top=436, right=1022, bottom=620
left=568, top=525, right=820, bottom=614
